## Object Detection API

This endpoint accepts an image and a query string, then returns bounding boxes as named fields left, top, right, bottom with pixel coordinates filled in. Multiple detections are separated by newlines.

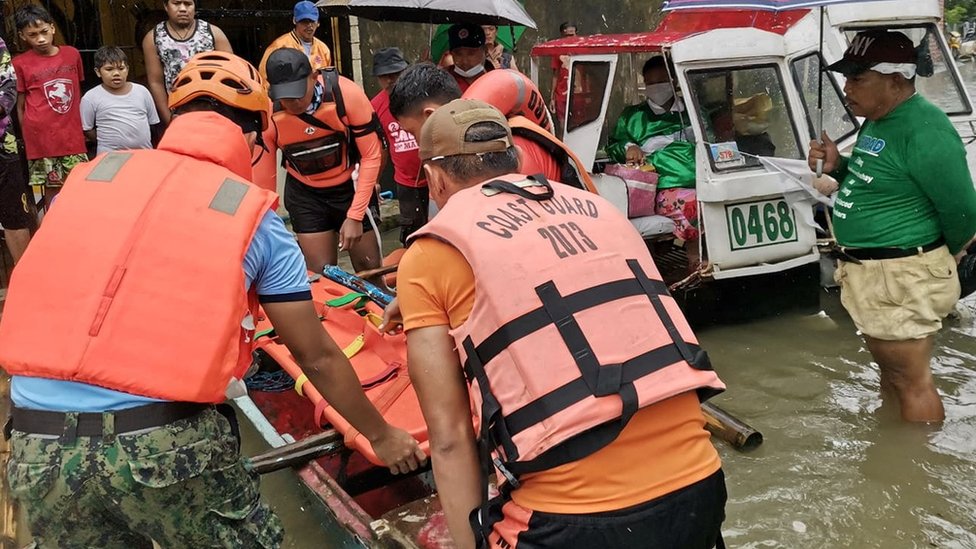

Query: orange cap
left=168, top=51, right=270, bottom=131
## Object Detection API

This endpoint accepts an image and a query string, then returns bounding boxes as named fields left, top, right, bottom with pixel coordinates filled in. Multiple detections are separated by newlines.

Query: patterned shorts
left=28, top=153, right=88, bottom=189
left=655, top=187, right=699, bottom=241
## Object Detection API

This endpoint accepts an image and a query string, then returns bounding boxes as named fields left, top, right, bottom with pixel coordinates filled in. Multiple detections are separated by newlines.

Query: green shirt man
left=830, top=93, right=976, bottom=254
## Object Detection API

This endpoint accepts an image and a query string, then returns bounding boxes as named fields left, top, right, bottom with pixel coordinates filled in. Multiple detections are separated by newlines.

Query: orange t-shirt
left=398, top=237, right=721, bottom=514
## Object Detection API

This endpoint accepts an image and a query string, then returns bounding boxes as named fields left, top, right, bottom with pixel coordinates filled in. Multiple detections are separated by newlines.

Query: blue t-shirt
left=11, top=210, right=311, bottom=412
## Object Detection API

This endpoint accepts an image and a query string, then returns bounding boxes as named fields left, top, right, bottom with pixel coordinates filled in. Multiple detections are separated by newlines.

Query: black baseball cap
left=448, top=23, right=486, bottom=50
left=372, top=47, right=409, bottom=76
left=827, top=30, right=917, bottom=76
left=266, top=48, right=312, bottom=100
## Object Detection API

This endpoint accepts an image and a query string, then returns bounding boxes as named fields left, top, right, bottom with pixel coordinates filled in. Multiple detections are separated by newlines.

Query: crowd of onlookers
left=0, top=0, right=578, bottom=282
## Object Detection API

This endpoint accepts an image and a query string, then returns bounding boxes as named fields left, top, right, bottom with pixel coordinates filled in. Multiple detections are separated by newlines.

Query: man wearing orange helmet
left=0, top=51, right=424, bottom=548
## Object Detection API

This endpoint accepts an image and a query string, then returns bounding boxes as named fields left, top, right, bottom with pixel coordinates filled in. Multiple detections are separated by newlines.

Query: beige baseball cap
left=418, top=99, right=513, bottom=162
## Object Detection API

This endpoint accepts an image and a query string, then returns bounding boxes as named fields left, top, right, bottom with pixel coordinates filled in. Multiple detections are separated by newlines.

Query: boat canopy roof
left=827, top=0, right=941, bottom=28
left=530, top=9, right=810, bottom=57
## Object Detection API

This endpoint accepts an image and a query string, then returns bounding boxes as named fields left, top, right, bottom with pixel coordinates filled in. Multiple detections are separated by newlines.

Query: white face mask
left=454, top=64, right=486, bottom=79
left=645, top=82, right=674, bottom=112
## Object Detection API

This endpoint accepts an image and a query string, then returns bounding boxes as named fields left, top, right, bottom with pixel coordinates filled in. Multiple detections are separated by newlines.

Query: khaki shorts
left=834, top=246, right=960, bottom=341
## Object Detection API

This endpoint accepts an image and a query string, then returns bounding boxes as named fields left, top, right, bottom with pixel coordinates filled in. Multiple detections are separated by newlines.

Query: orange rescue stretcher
left=252, top=273, right=429, bottom=465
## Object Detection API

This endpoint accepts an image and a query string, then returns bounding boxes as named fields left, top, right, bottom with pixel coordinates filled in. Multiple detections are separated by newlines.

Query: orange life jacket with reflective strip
left=411, top=174, right=724, bottom=481
left=507, top=115, right=597, bottom=195
left=0, top=114, right=276, bottom=403
left=272, top=70, right=382, bottom=188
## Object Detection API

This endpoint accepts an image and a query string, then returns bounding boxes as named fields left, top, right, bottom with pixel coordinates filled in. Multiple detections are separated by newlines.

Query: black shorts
left=0, top=154, right=32, bottom=231
left=484, top=469, right=727, bottom=549
left=283, top=174, right=380, bottom=234
left=396, top=183, right=429, bottom=245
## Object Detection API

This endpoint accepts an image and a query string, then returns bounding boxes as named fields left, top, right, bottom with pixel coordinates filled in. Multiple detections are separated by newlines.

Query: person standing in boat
left=142, top=0, right=232, bottom=126
left=809, top=30, right=976, bottom=423
left=388, top=99, right=727, bottom=549
left=0, top=52, right=425, bottom=548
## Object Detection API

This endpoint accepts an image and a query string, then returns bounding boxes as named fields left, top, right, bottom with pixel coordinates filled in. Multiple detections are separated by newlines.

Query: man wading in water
left=810, top=30, right=976, bottom=423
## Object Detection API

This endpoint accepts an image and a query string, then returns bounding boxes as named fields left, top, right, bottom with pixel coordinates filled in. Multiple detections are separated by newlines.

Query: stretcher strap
left=294, top=373, right=309, bottom=396
left=292, top=332, right=369, bottom=397
left=341, top=370, right=412, bottom=447
left=325, top=292, right=368, bottom=310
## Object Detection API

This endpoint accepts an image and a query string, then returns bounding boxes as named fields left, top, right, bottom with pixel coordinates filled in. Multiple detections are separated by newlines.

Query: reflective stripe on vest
left=464, top=70, right=555, bottom=133
left=0, top=149, right=276, bottom=403
left=411, top=174, right=724, bottom=479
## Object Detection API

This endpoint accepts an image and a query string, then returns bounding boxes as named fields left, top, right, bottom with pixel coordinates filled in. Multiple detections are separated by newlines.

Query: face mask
left=645, top=82, right=674, bottom=108
left=455, top=64, right=486, bottom=78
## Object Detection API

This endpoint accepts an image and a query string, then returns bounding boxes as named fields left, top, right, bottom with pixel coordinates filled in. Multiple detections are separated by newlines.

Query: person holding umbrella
left=809, top=29, right=976, bottom=423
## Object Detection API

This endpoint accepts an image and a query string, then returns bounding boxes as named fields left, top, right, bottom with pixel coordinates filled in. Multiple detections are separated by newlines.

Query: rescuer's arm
left=407, top=326, right=481, bottom=549
left=398, top=239, right=481, bottom=549
left=263, top=300, right=426, bottom=474
left=142, top=32, right=171, bottom=126
left=344, top=80, right=383, bottom=221
left=249, top=211, right=425, bottom=474
left=339, top=79, right=384, bottom=251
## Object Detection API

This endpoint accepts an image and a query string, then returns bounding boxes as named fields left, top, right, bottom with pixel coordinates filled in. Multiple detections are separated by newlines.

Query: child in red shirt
left=13, top=4, right=87, bottom=212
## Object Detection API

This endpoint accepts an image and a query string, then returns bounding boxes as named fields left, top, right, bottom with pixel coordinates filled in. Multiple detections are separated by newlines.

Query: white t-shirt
left=80, top=83, right=159, bottom=154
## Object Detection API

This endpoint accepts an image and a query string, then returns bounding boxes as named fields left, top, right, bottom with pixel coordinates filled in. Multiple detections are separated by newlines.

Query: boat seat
left=590, top=173, right=676, bottom=239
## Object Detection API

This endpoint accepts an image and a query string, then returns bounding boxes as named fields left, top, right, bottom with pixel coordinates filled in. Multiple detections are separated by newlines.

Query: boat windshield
left=791, top=52, right=859, bottom=143
left=686, top=64, right=803, bottom=172
left=843, top=24, right=971, bottom=116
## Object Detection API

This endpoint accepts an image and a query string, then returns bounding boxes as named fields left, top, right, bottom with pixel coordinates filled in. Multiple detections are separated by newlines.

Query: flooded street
left=704, top=293, right=976, bottom=548
left=248, top=64, right=976, bottom=548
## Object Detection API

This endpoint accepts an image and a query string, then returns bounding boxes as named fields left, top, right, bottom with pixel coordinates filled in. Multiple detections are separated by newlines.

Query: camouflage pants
left=6, top=407, right=284, bottom=548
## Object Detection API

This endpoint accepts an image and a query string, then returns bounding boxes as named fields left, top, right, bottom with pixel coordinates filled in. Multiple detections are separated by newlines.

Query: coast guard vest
left=412, top=175, right=724, bottom=480
left=273, top=69, right=381, bottom=188
left=0, top=112, right=276, bottom=403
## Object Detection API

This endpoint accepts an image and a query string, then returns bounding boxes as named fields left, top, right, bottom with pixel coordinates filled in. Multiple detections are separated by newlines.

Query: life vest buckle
left=493, top=456, right=521, bottom=489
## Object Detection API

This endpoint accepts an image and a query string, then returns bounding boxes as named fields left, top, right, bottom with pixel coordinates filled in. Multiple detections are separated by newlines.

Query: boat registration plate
left=725, top=199, right=798, bottom=251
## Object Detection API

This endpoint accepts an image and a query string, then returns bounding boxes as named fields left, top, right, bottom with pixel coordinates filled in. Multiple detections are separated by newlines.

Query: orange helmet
left=168, top=51, right=270, bottom=131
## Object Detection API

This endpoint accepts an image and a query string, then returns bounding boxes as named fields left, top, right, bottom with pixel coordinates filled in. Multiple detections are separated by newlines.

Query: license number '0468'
left=539, top=222, right=599, bottom=259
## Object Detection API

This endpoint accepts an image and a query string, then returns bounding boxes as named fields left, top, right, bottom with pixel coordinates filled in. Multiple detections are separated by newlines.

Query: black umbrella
left=316, top=0, right=538, bottom=29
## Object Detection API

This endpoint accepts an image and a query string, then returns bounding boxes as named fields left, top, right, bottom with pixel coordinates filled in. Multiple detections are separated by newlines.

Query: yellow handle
left=343, top=334, right=365, bottom=359
left=294, top=373, right=308, bottom=396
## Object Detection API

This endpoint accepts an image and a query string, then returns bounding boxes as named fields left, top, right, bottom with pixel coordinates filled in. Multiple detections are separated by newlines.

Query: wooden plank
left=0, top=373, right=18, bottom=549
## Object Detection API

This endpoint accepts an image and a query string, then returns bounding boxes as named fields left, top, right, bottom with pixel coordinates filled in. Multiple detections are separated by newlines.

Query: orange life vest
left=272, top=70, right=381, bottom=188
left=464, top=69, right=554, bottom=133
left=412, top=174, right=724, bottom=481
left=0, top=112, right=277, bottom=403
left=508, top=115, right=597, bottom=194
